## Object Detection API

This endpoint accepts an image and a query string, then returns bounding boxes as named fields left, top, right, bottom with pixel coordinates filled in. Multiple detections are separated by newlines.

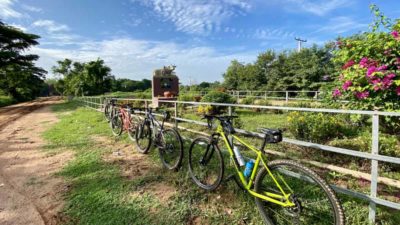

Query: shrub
left=240, top=97, right=255, bottom=105
left=198, top=91, right=236, bottom=115
left=197, top=105, right=213, bottom=114
left=0, top=95, right=15, bottom=107
left=178, top=93, right=196, bottom=102
left=329, top=6, right=400, bottom=133
left=330, top=131, right=400, bottom=157
left=286, top=101, right=313, bottom=108
left=287, top=112, right=358, bottom=143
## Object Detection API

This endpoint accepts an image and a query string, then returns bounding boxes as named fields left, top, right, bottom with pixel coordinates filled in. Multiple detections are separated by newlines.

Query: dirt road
left=0, top=98, right=72, bottom=225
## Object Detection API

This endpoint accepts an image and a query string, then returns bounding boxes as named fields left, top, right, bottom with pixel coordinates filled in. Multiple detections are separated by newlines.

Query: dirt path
left=0, top=98, right=73, bottom=225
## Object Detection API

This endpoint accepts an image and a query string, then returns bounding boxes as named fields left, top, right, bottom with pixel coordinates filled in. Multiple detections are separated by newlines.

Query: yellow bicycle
left=188, top=115, right=345, bottom=225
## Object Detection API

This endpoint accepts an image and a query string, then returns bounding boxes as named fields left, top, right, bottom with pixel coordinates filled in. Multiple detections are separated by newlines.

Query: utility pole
left=295, top=37, right=307, bottom=52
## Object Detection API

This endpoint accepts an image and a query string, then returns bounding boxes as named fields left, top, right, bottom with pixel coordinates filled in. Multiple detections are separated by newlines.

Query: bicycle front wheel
left=135, top=121, right=152, bottom=153
left=188, top=137, right=224, bottom=191
left=159, top=128, right=183, bottom=171
left=110, top=113, right=123, bottom=136
left=254, top=160, right=345, bottom=225
left=128, top=115, right=141, bottom=142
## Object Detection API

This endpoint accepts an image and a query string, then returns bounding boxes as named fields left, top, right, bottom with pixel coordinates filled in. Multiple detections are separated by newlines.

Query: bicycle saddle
left=258, top=128, right=282, bottom=143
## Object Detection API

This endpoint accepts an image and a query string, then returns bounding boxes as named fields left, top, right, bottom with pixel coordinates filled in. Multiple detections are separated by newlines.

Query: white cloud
left=32, top=20, right=70, bottom=33
left=284, top=0, right=350, bottom=16
left=253, top=28, right=295, bottom=40
left=30, top=38, right=256, bottom=82
left=0, top=0, right=22, bottom=18
left=21, top=4, right=42, bottom=12
left=132, top=0, right=251, bottom=35
left=314, top=16, right=367, bottom=34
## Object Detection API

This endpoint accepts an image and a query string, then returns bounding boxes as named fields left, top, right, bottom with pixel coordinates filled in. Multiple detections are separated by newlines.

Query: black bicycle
left=135, top=108, right=184, bottom=171
left=104, top=98, right=117, bottom=122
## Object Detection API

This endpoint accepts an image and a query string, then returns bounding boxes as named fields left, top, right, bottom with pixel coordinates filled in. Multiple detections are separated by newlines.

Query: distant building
left=152, top=65, right=179, bottom=107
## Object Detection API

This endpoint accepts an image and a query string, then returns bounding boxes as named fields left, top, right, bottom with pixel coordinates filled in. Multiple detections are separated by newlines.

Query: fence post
left=369, top=113, right=379, bottom=223
left=264, top=91, right=267, bottom=100
left=174, top=102, right=178, bottom=128
left=285, top=91, right=289, bottom=104
left=228, top=106, right=233, bottom=145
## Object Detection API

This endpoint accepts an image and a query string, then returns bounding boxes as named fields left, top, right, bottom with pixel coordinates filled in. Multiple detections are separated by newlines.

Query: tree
left=222, top=46, right=335, bottom=92
left=0, top=21, right=46, bottom=101
left=52, top=58, right=112, bottom=95
left=222, top=60, right=244, bottom=90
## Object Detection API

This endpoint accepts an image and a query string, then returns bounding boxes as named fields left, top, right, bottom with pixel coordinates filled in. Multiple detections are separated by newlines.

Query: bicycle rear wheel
left=254, top=160, right=345, bottom=225
left=135, top=120, right=152, bottom=153
left=104, top=103, right=111, bottom=121
left=110, top=113, right=123, bottom=136
left=188, top=137, right=224, bottom=191
left=158, top=128, right=183, bottom=171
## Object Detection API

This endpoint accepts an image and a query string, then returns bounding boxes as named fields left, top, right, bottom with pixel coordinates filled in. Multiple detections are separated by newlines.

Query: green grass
left=43, top=100, right=400, bottom=225
left=0, top=95, right=15, bottom=107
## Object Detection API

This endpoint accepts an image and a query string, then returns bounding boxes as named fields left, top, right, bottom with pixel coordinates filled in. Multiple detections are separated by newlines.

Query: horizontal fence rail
left=77, top=96, right=400, bottom=223
left=180, top=90, right=323, bottom=102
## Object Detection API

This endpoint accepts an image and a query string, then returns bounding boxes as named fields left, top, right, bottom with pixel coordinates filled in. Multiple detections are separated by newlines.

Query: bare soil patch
left=0, top=99, right=73, bottom=225
left=94, top=136, right=177, bottom=203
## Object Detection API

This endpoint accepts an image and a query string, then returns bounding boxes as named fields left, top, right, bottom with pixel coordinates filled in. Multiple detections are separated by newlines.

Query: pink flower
left=367, top=66, right=377, bottom=77
left=377, top=65, right=387, bottom=71
left=384, top=49, right=392, bottom=55
left=386, top=73, right=396, bottom=79
left=392, top=31, right=400, bottom=39
left=342, top=80, right=353, bottom=91
left=370, top=77, right=381, bottom=86
left=332, top=89, right=342, bottom=97
left=396, top=87, right=400, bottom=96
left=355, top=91, right=369, bottom=100
left=366, top=65, right=386, bottom=78
left=359, top=57, right=369, bottom=68
left=342, top=60, right=355, bottom=69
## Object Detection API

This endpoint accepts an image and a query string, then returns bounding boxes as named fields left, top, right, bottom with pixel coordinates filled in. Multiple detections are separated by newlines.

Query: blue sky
left=1, top=0, right=400, bottom=84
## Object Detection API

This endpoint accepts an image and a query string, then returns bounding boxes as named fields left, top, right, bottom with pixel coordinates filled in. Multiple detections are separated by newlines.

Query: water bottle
left=243, top=159, right=255, bottom=178
left=233, top=145, right=245, bottom=166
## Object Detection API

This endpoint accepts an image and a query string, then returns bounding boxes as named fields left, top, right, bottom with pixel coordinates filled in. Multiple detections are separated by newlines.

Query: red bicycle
left=110, top=104, right=141, bottom=141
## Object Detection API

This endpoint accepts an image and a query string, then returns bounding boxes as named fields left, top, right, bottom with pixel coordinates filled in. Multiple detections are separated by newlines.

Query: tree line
left=50, top=58, right=151, bottom=96
left=222, top=45, right=336, bottom=91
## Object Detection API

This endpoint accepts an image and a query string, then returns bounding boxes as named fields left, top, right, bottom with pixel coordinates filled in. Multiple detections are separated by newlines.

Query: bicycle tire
left=254, top=159, right=345, bottom=225
left=135, top=120, right=152, bottom=153
left=110, top=113, right=123, bottom=136
left=104, top=103, right=111, bottom=121
left=188, top=137, right=224, bottom=191
left=158, top=128, right=184, bottom=171
left=128, top=115, right=140, bottom=142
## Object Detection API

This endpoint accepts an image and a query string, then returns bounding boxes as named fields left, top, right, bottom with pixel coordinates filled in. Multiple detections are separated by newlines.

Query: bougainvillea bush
left=330, top=6, right=400, bottom=133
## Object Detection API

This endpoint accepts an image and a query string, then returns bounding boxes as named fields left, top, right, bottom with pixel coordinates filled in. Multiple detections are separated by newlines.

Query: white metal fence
left=181, top=90, right=322, bottom=102
left=78, top=96, right=400, bottom=224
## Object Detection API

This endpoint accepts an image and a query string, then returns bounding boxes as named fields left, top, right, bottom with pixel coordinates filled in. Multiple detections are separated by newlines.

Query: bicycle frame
left=144, top=110, right=166, bottom=142
left=118, top=107, right=132, bottom=131
left=215, top=124, right=295, bottom=208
